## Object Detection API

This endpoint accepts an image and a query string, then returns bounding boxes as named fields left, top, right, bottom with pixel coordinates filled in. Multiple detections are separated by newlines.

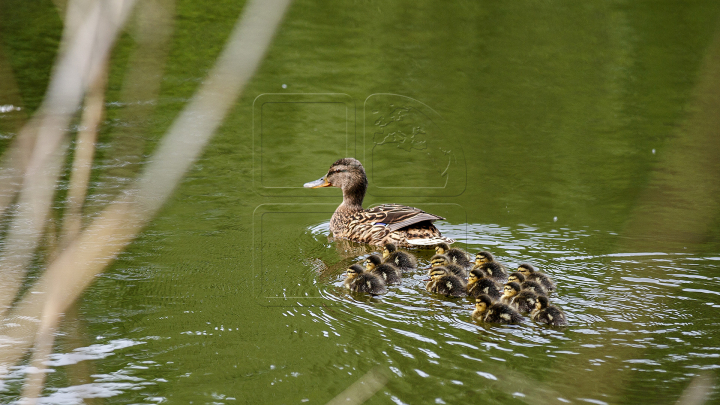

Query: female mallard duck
left=430, top=254, right=467, bottom=279
left=473, top=294, right=523, bottom=324
left=467, top=269, right=502, bottom=300
left=426, top=267, right=466, bottom=298
left=473, top=262, right=508, bottom=284
left=435, top=243, right=471, bottom=269
left=343, top=264, right=387, bottom=295
left=304, top=158, right=454, bottom=247
left=518, top=263, right=556, bottom=293
left=364, top=254, right=401, bottom=285
left=531, top=296, right=567, bottom=326
left=382, top=243, right=417, bottom=272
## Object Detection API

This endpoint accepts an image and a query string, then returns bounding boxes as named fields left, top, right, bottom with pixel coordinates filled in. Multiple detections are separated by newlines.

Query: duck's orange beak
left=304, top=176, right=331, bottom=188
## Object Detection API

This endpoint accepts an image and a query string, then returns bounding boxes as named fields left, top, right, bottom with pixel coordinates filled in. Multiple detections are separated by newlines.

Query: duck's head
left=518, top=263, right=536, bottom=276
left=508, top=272, right=525, bottom=284
left=428, top=267, right=449, bottom=281
left=475, top=251, right=495, bottom=265
left=346, top=264, right=365, bottom=280
left=383, top=243, right=397, bottom=259
left=503, top=281, right=521, bottom=298
left=535, top=295, right=549, bottom=311
left=468, top=268, right=485, bottom=286
left=304, top=158, right=367, bottom=192
left=363, top=255, right=382, bottom=271
left=474, top=294, right=493, bottom=314
left=434, top=243, right=451, bottom=255
left=430, top=254, right=451, bottom=268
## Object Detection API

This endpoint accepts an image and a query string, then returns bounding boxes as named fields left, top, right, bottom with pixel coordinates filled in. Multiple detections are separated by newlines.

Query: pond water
left=2, top=0, right=720, bottom=403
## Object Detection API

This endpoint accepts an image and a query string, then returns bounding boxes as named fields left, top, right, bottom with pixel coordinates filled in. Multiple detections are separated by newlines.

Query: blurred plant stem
left=0, top=0, right=292, bottom=403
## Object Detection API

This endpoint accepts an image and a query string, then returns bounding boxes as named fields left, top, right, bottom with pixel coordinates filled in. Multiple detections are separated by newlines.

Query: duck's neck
left=338, top=179, right=366, bottom=212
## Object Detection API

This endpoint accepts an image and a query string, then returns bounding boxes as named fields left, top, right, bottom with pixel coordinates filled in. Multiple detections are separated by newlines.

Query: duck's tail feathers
left=406, top=237, right=456, bottom=246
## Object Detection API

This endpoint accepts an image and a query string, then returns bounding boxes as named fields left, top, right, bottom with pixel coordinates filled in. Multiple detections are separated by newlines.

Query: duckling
left=343, top=264, right=388, bottom=295
left=382, top=243, right=417, bottom=272
left=466, top=269, right=502, bottom=300
left=474, top=251, right=508, bottom=273
left=430, top=254, right=467, bottom=279
left=426, top=267, right=467, bottom=298
left=500, top=281, right=521, bottom=305
left=510, top=290, right=538, bottom=314
left=473, top=294, right=523, bottom=324
left=473, top=262, right=508, bottom=284
left=507, top=271, right=525, bottom=284
left=518, top=263, right=556, bottom=292
left=531, top=296, right=567, bottom=326
left=364, top=254, right=401, bottom=285
left=508, top=271, right=546, bottom=296
left=471, top=294, right=493, bottom=323
left=435, top=242, right=471, bottom=269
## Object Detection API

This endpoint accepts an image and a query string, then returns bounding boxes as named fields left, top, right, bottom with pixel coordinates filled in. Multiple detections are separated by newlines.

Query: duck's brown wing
left=363, top=204, right=444, bottom=232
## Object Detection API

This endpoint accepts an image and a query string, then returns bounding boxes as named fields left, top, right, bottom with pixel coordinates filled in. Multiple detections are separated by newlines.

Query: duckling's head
left=364, top=254, right=382, bottom=270
left=536, top=295, right=549, bottom=311
left=429, top=267, right=449, bottom=281
left=508, top=272, right=526, bottom=284
left=435, top=243, right=450, bottom=255
left=518, top=263, right=536, bottom=276
left=475, top=251, right=495, bottom=265
left=383, top=243, right=398, bottom=258
left=430, top=254, right=451, bottom=268
left=503, top=282, right=521, bottom=298
left=468, top=268, right=485, bottom=286
left=304, top=158, right=367, bottom=194
left=474, top=294, right=493, bottom=314
left=346, top=264, right=365, bottom=279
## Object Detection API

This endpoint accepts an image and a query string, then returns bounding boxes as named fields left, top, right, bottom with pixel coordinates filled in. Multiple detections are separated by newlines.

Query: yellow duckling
left=531, top=296, right=567, bottom=326
left=382, top=243, right=417, bottom=272
left=518, top=263, right=556, bottom=293
left=500, top=281, right=521, bottom=305
left=472, top=294, right=523, bottom=324
left=466, top=269, right=502, bottom=300
left=364, top=254, right=401, bottom=285
left=430, top=254, right=467, bottom=279
left=343, top=264, right=388, bottom=295
left=474, top=251, right=508, bottom=273
left=426, top=267, right=467, bottom=298
left=435, top=242, right=471, bottom=269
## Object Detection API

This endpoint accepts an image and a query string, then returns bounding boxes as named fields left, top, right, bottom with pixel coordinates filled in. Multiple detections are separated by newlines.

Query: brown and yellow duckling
left=382, top=243, right=417, bottom=272
left=531, top=296, right=567, bottom=326
left=472, top=294, right=523, bottom=324
left=518, top=263, right=556, bottom=293
left=474, top=251, right=508, bottom=272
left=343, top=264, right=388, bottom=295
left=304, top=158, right=454, bottom=247
left=435, top=242, right=471, bottom=269
left=466, top=269, right=502, bottom=300
left=430, top=254, right=467, bottom=279
left=426, top=267, right=467, bottom=298
left=364, top=254, right=401, bottom=285
left=500, top=281, right=521, bottom=305
left=473, top=261, right=508, bottom=284
left=508, top=272, right=546, bottom=296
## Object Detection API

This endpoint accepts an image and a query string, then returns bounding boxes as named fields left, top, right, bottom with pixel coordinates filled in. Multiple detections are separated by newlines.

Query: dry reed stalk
left=0, top=0, right=137, bottom=317
left=0, top=1, right=293, bottom=401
